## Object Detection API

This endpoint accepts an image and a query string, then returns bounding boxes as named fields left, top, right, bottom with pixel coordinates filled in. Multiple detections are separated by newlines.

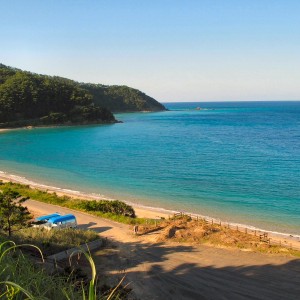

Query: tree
left=0, top=63, right=164, bottom=127
left=0, top=189, right=31, bottom=236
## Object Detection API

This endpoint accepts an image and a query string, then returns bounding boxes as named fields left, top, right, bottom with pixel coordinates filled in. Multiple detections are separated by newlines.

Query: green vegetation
left=75, top=199, right=135, bottom=218
left=0, top=64, right=115, bottom=128
left=0, top=64, right=166, bottom=128
left=11, top=227, right=99, bottom=256
left=0, top=240, right=127, bottom=299
left=0, top=189, right=31, bottom=236
left=0, top=240, right=80, bottom=299
left=83, top=83, right=166, bottom=112
left=0, top=182, right=130, bottom=299
left=0, top=181, right=148, bottom=225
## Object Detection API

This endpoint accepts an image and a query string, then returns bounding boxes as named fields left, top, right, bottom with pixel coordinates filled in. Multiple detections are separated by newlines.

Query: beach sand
left=0, top=172, right=299, bottom=250
left=25, top=199, right=300, bottom=300
left=0, top=173, right=171, bottom=219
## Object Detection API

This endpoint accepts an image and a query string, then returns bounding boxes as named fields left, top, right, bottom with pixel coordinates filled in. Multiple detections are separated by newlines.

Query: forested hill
left=81, top=83, right=166, bottom=112
left=0, top=64, right=166, bottom=128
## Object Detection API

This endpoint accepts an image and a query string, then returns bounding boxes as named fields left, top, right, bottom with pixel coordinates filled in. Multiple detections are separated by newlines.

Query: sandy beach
left=0, top=171, right=299, bottom=251
left=0, top=172, right=172, bottom=220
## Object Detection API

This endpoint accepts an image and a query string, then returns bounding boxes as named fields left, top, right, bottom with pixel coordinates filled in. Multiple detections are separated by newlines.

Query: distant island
left=0, top=64, right=166, bottom=128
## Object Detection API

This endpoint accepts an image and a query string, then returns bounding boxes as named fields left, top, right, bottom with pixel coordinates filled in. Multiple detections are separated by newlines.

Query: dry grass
left=9, top=227, right=99, bottom=256
left=138, top=217, right=300, bottom=257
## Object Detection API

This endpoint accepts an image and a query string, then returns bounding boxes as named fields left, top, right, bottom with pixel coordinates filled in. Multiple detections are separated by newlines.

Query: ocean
left=0, top=101, right=299, bottom=235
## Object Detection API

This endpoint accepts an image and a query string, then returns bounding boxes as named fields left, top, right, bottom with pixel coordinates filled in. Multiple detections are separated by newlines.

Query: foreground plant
left=0, top=240, right=128, bottom=299
left=0, top=240, right=83, bottom=299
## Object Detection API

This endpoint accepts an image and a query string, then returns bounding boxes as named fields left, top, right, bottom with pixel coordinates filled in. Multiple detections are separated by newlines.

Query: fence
left=171, top=212, right=300, bottom=251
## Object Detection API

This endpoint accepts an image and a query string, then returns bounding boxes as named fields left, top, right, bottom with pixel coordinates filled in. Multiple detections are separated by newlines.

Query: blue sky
left=1, top=0, right=300, bottom=102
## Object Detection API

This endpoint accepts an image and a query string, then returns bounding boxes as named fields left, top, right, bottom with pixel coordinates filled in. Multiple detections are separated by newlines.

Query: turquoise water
left=0, top=101, right=299, bottom=234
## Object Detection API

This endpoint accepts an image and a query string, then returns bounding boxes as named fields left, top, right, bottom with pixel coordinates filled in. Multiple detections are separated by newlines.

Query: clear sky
left=1, top=0, right=300, bottom=102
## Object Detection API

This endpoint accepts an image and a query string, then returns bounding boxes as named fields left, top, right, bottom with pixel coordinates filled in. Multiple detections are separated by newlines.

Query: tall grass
left=0, top=239, right=125, bottom=299
left=9, top=227, right=99, bottom=256
left=0, top=239, right=83, bottom=299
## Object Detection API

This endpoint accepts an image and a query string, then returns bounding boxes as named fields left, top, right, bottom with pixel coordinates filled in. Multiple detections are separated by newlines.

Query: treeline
left=0, top=64, right=115, bottom=127
left=0, top=64, right=166, bottom=128
left=82, top=83, right=166, bottom=112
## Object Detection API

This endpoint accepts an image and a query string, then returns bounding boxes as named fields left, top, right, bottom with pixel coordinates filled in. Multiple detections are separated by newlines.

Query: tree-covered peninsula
left=0, top=64, right=166, bottom=128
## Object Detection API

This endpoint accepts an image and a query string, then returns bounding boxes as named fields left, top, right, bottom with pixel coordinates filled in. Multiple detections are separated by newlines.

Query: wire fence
left=170, top=212, right=300, bottom=251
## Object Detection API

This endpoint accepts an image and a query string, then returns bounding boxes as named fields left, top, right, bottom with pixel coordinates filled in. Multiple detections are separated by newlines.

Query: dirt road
left=27, top=200, right=300, bottom=300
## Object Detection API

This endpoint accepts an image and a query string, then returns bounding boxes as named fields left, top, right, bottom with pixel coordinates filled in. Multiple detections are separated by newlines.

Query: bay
left=0, top=101, right=299, bottom=234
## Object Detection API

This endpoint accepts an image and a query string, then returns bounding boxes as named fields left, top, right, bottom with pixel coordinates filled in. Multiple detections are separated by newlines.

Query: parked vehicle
left=32, top=213, right=61, bottom=227
left=43, top=214, right=77, bottom=230
left=35, top=213, right=61, bottom=222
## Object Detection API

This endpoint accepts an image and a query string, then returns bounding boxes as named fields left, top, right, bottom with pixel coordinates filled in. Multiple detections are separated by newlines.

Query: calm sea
left=0, top=101, right=299, bottom=235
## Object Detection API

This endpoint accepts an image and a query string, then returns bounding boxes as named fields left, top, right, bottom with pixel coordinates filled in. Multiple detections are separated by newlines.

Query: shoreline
left=0, top=128, right=13, bottom=133
left=0, top=170, right=300, bottom=248
left=0, top=171, right=173, bottom=219
left=0, top=121, right=120, bottom=133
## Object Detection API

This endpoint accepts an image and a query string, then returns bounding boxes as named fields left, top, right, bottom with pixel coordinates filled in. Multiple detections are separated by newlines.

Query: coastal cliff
left=0, top=64, right=166, bottom=128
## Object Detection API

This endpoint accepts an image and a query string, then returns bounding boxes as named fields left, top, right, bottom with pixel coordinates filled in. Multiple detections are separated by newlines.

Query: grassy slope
left=0, top=240, right=83, bottom=299
left=9, top=227, right=99, bottom=256
left=0, top=181, right=152, bottom=225
left=138, top=216, right=300, bottom=257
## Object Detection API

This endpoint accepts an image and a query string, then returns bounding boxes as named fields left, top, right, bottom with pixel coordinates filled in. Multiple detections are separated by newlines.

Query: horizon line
left=162, top=100, right=300, bottom=103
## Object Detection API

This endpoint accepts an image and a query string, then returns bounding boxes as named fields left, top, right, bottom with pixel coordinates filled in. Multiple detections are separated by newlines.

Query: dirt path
left=27, top=200, right=300, bottom=300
